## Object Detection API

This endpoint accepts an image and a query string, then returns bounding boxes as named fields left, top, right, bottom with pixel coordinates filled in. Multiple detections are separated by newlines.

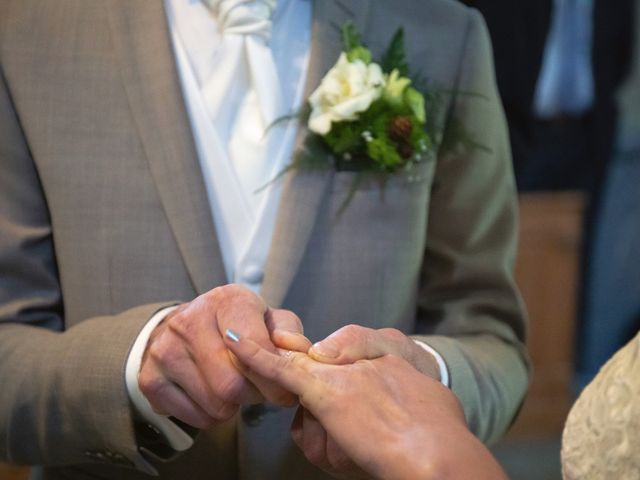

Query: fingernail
left=311, top=340, right=338, bottom=358
left=225, top=329, right=241, bottom=342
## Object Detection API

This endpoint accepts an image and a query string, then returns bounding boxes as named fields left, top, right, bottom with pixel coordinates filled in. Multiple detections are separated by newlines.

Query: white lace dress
left=561, top=331, right=640, bottom=480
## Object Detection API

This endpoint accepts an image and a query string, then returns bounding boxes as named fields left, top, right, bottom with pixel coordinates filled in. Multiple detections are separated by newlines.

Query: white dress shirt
left=125, top=0, right=448, bottom=451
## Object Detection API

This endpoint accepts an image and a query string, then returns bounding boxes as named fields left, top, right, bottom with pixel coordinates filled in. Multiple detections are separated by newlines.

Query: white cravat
left=201, top=0, right=285, bottom=219
left=202, top=0, right=283, bottom=129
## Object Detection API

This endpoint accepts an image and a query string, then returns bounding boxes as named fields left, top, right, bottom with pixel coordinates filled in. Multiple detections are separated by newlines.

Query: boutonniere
left=306, top=23, right=432, bottom=175
left=267, top=22, right=486, bottom=214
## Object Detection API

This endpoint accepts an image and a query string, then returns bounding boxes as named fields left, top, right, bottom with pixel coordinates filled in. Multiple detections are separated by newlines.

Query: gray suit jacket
left=0, top=0, right=529, bottom=478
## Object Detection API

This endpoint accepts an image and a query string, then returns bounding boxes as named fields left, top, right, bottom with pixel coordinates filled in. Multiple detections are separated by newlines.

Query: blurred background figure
left=577, top=3, right=640, bottom=390
left=461, top=0, right=636, bottom=387
left=460, top=0, right=552, bottom=184
left=461, top=0, right=638, bottom=478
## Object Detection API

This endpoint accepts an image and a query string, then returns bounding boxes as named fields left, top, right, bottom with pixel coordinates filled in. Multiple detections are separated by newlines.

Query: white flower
left=308, top=53, right=385, bottom=135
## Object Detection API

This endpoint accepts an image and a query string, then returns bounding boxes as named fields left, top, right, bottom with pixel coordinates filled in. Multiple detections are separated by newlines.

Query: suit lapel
left=261, top=0, right=372, bottom=307
left=107, top=0, right=226, bottom=295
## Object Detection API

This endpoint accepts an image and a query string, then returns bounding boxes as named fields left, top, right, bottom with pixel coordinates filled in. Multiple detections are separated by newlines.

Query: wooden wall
left=507, top=192, right=584, bottom=438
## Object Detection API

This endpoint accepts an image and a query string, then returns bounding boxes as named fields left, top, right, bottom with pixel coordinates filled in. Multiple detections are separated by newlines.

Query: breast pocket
left=296, top=158, right=437, bottom=332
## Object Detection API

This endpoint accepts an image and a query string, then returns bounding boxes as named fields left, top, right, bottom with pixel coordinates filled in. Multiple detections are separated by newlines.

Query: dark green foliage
left=381, top=28, right=409, bottom=77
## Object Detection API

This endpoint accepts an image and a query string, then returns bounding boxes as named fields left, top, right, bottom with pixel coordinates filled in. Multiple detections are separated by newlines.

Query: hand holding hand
left=280, top=324, right=442, bottom=475
left=138, top=284, right=311, bottom=429
left=225, top=330, right=506, bottom=480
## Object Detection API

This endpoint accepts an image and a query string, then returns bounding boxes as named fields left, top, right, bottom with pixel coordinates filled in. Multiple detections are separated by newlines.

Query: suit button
left=241, top=264, right=263, bottom=285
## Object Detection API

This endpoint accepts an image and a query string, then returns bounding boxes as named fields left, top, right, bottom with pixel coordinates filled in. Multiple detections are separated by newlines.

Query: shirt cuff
left=125, top=305, right=194, bottom=452
left=413, top=340, right=451, bottom=388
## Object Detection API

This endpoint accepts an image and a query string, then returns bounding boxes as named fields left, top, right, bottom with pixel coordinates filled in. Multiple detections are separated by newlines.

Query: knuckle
left=148, top=339, right=180, bottom=366
left=215, top=372, right=247, bottom=403
left=382, top=352, right=406, bottom=367
left=281, top=309, right=304, bottom=333
left=211, top=283, right=250, bottom=301
left=167, top=310, right=200, bottom=342
left=339, top=324, right=362, bottom=338
left=138, top=373, right=166, bottom=401
left=210, top=284, right=264, bottom=318
left=379, top=327, right=406, bottom=343
left=330, top=324, right=363, bottom=348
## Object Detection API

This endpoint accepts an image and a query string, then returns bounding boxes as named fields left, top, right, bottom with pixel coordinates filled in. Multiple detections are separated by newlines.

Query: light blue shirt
left=534, top=0, right=595, bottom=118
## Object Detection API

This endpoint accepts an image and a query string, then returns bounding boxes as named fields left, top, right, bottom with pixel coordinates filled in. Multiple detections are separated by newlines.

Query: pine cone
left=388, top=116, right=413, bottom=142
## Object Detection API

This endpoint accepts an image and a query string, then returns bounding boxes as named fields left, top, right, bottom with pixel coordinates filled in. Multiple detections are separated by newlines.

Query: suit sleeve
left=413, top=9, right=530, bottom=444
left=0, top=62, right=174, bottom=472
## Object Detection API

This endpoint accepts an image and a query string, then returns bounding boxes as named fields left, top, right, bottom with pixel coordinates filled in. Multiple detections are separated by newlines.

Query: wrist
left=125, top=305, right=194, bottom=452
left=412, top=340, right=450, bottom=387
left=380, top=429, right=441, bottom=480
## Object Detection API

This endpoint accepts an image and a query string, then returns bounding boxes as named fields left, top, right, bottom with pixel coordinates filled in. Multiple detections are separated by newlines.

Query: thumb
left=309, top=325, right=385, bottom=364
left=266, top=308, right=312, bottom=353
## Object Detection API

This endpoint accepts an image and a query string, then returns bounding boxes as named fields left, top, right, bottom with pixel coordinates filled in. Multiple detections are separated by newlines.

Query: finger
left=325, top=436, right=365, bottom=478
left=167, top=355, right=262, bottom=413
left=206, top=288, right=300, bottom=404
left=224, top=330, right=320, bottom=398
left=174, top=289, right=289, bottom=406
left=265, top=308, right=304, bottom=335
left=290, top=405, right=305, bottom=448
left=266, top=309, right=312, bottom=353
left=139, top=375, right=217, bottom=429
left=210, top=285, right=274, bottom=351
left=252, top=309, right=310, bottom=403
left=309, top=325, right=408, bottom=365
left=300, top=409, right=331, bottom=471
left=153, top=310, right=263, bottom=407
left=226, top=350, right=296, bottom=407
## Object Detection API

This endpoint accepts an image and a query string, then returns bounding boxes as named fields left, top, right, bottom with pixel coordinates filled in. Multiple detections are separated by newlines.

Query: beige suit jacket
left=0, top=0, right=529, bottom=478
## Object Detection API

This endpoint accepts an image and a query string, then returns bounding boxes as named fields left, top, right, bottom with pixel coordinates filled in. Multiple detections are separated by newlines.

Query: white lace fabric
left=562, top=331, right=640, bottom=480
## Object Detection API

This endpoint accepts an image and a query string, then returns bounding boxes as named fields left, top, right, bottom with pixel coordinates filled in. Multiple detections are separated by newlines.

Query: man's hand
left=138, top=284, right=311, bottom=429
left=308, top=325, right=441, bottom=380
left=282, top=324, right=442, bottom=475
left=224, top=332, right=507, bottom=480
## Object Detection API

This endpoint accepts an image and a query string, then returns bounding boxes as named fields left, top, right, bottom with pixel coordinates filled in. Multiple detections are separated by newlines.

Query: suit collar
left=107, top=0, right=227, bottom=294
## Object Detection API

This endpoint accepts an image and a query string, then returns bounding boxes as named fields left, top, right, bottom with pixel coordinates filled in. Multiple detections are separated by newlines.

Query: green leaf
left=381, top=28, right=409, bottom=76
left=341, top=21, right=362, bottom=52
left=367, top=136, right=403, bottom=170
left=404, top=87, right=426, bottom=124
left=346, top=46, right=372, bottom=64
